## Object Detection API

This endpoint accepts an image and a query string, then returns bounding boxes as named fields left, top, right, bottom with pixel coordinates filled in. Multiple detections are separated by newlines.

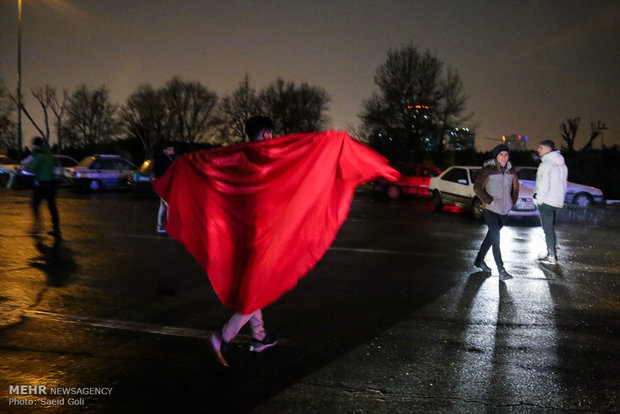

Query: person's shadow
left=30, top=236, right=77, bottom=287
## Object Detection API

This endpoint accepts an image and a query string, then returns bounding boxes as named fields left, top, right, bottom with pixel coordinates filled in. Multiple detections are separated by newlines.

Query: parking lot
left=1, top=187, right=619, bottom=413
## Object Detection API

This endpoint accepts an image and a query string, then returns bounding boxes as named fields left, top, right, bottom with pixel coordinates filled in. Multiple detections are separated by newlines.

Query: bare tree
left=48, top=88, right=68, bottom=152
left=10, top=88, right=49, bottom=143
left=31, top=86, right=68, bottom=151
left=62, top=85, right=120, bottom=148
left=360, top=43, right=469, bottom=162
left=434, top=67, right=471, bottom=152
left=0, top=79, right=17, bottom=151
left=121, top=84, right=168, bottom=160
left=216, top=74, right=261, bottom=144
left=559, top=117, right=580, bottom=154
left=258, top=78, right=330, bottom=135
left=161, top=77, right=219, bottom=144
left=581, top=121, right=607, bottom=152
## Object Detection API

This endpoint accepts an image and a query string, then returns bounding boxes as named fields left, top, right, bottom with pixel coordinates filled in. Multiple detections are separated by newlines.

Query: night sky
left=1, top=0, right=618, bottom=151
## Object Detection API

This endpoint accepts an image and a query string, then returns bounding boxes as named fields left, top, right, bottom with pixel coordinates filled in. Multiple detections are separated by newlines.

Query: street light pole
left=17, top=0, right=23, bottom=156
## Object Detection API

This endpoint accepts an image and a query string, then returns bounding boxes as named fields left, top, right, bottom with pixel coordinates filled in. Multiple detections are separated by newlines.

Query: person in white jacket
left=533, top=140, right=568, bottom=264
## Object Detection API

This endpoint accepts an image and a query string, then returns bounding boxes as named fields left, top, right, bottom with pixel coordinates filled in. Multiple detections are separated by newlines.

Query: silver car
left=71, top=154, right=137, bottom=191
left=516, top=167, right=604, bottom=208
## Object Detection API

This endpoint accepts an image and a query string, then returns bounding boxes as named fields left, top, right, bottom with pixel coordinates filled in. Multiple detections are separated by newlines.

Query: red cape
left=153, top=130, right=399, bottom=313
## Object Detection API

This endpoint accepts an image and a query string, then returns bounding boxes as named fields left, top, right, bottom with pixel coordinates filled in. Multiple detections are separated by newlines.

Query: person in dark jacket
left=473, top=144, right=519, bottom=280
left=27, top=137, right=61, bottom=238
left=154, top=142, right=176, bottom=233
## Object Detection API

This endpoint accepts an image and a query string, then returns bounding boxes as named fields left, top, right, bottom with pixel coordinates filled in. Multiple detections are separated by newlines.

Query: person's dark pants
left=476, top=209, right=508, bottom=270
left=32, top=180, right=60, bottom=234
left=539, top=203, right=558, bottom=258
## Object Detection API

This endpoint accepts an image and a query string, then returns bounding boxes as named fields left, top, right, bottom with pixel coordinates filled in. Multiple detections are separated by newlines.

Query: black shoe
left=499, top=269, right=513, bottom=280
left=474, top=257, right=491, bottom=273
left=249, top=334, right=278, bottom=352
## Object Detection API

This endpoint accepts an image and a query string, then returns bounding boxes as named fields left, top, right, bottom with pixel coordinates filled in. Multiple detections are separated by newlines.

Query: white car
left=0, top=155, right=20, bottom=186
left=428, top=166, right=538, bottom=219
left=12, top=155, right=78, bottom=186
left=71, top=154, right=137, bottom=191
left=516, top=167, right=604, bottom=208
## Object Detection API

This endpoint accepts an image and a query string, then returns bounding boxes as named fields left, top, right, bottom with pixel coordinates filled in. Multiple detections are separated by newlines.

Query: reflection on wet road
left=0, top=188, right=618, bottom=413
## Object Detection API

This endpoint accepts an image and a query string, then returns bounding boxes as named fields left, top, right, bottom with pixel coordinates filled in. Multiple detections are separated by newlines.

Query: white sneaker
left=537, top=255, right=558, bottom=265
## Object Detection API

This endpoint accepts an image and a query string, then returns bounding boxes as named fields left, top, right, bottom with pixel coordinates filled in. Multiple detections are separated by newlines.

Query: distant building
left=502, top=134, right=528, bottom=150
left=446, top=127, right=475, bottom=151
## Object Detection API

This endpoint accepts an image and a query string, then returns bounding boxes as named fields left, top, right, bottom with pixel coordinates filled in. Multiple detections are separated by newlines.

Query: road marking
left=109, top=232, right=446, bottom=257
left=22, top=309, right=213, bottom=340
left=330, top=246, right=444, bottom=257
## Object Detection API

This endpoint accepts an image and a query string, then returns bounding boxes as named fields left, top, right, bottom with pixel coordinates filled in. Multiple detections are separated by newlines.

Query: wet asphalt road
left=0, top=186, right=619, bottom=413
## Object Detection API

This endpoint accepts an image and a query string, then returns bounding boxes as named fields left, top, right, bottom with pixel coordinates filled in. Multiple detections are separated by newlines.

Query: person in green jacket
left=27, top=137, right=61, bottom=238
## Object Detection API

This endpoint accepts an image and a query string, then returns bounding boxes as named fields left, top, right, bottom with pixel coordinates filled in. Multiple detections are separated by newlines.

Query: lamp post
left=17, top=0, right=23, bottom=156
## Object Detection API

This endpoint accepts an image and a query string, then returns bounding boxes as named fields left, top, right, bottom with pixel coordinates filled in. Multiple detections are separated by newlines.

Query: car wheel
left=472, top=198, right=484, bottom=219
left=432, top=190, right=443, bottom=210
left=573, top=193, right=592, bottom=208
left=89, top=179, right=102, bottom=191
left=0, top=174, right=7, bottom=187
left=386, top=185, right=402, bottom=200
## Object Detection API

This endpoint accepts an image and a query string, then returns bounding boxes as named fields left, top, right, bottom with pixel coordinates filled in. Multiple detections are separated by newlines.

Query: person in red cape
left=153, top=116, right=400, bottom=366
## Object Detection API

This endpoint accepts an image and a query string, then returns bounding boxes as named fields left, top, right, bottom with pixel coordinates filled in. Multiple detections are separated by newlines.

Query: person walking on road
left=152, top=117, right=400, bottom=368
left=27, top=137, right=61, bottom=239
left=533, top=140, right=568, bottom=265
left=209, top=116, right=278, bottom=366
left=473, top=144, right=519, bottom=280
left=154, top=142, right=176, bottom=233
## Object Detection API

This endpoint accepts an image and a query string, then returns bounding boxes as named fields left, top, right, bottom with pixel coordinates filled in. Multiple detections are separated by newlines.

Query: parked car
left=127, top=159, right=155, bottom=193
left=516, top=166, right=604, bottom=208
left=71, top=154, right=137, bottom=191
left=373, top=163, right=442, bottom=199
left=428, top=166, right=538, bottom=219
left=11, top=155, right=78, bottom=187
left=0, top=155, right=20, bottom=186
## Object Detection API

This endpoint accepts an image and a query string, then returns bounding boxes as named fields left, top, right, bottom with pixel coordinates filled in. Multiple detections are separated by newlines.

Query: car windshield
left=393, top=163, right=417, bottom=176
left=469, top=168, right=480, bottom=182
left=57, top=157, right=77, bottom=167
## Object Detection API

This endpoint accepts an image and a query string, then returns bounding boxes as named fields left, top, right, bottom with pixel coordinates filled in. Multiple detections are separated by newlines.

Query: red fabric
left=153, top=130, right=400, bottom=313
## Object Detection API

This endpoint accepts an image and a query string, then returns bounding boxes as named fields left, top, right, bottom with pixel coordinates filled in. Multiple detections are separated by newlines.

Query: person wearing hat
left=533, top=140, right=567, bottom=265
left=472, top=144, right=519, bottom=280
